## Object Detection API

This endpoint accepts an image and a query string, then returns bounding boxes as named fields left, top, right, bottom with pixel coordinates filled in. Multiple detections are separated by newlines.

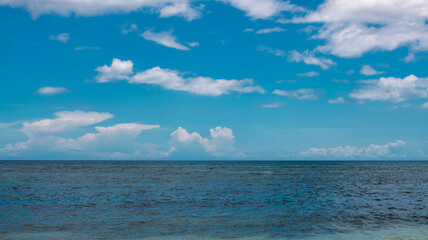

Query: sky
left=1, top=0, right=428, bottom=160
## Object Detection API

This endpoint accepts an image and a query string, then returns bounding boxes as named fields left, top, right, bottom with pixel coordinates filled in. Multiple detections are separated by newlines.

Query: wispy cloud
left=273, top=89, right=318, bottom=100
left=297, top=71, right=319, bottom=77
left=360, top=65, right=385, bottom=76
left=328, top=97, right=345, bottom=104
left=257, top=45, right=286, bottom=57
left=49, top=33, right=69, bottom=43
left=36, top=86, right=69, bottom=95
left=255, top=27, right=286, bottom=34
left=141, top=29, right=194, bottom=51
left=259, top=102, right=285, bottom=108
left=288, top=50, right=336, bottom=70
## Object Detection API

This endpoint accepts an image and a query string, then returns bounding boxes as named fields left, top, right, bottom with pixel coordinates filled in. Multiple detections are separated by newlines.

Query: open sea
left=0, top=161, right=427, bottom=240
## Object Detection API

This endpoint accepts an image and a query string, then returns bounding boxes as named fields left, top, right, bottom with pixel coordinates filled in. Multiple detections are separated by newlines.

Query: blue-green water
left=1, top=161, right=427, bottom=239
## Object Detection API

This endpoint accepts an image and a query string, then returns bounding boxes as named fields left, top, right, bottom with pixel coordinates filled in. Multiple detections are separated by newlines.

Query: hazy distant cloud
left=350, top=75, right=428, bottom=102
left=257, top=45, right=286, bottom=57
left=259, top=102, right=285, bottom=108
left=49, top=33, right=69, bottom=43
left=360, top=65, right=384, bottom=76
left=421, top=102, right=428, bottom=109
left=288, top=50, right=336, bottom=70
left=328, top=97, right=345, bottom=104
left=37, top=86, right=69, bottom=95
left=0, top=0, right=202, bottom=20
left=141, top=29, right=193, bottom=50
left=300, top=140, right=406, bottom=159
left=94, top=58, right=265, bottom=96
left=255, top=27, right=286, bottom=34
left=273, top=89, right=318, bottom=100
left=297, top=71, right=319, bottom=77
left=0, top=110, right=165, bottom=159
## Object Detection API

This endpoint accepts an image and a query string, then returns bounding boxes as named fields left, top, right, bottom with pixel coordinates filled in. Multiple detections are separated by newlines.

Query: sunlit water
left=1, top=161, right=427, bottom=239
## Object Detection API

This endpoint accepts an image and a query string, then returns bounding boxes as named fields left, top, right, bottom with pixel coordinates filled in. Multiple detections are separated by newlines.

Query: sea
left=1, top=161, right=427, bottom=240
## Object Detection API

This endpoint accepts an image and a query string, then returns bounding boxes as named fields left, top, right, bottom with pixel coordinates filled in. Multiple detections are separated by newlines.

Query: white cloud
left=94, top=58, right=134, bottom=83
left=0, top=110, right=165, bottom=159
left=350, top=75, right=428, bottom=102
left=170, top=126, right=236, bottom=156
left=273, top=89, right=318, bottom=100
left=328, top=97, right=345, bottom=104
left=223, top=0, right=304, bottom=19
left=260, top=102, right=284, bottom=108
left=94, top=58, right=265, bottom=96
left=49, top=33, right=69, bottom=43
left=255, top=27, right=286, bottom=34
left=141, top=29, right=191, bottom=50
left=36, top=86, right=69, bottom=95
left=293, top=0, right=428, bottom=58
left=359, top=65, right=384, bottom=76
left=297, top=71, right=319, bottom=77
left=0, top=0, right=201, bottom=20
left=300, top=140, right=406, bottom=159
left=288, top=50, right=336, bottom=70
left=257, top=45, right=286, bottom=57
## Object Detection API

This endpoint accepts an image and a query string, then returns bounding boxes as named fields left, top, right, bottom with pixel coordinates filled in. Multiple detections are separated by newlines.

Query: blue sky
left=1, top=0, right=428, bottom=160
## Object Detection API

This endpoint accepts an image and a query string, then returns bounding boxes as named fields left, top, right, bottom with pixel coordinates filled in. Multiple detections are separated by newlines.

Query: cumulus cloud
left=297, top=71, right=319, bottom=77
left=141, top=29, right=192, bottom=50
left=350, top=75, right=428, bottom=102
left=328, top=97, right=345, bottom=104
left=0, top=110, right=165, bottom=159
left=49, top=33, right=69, bottom=43
left=36, top=86, right=69, bottom=95
left=255, top=27, right=286, bottom=34
left=288, top=50, right=336, bottom=70
left=292, top=0, right=428, bottom=58
left=223, top=0, right=304, bottom=19
left=359, top=65, right=384, bottom=76
left=170, top=126, right=236, bottom=156
left=273, top=89, right=318, bottom=100
left=0, top=0, right=202, bottom=20
left=94, top=58, right=265, bottom=96
left=94, top=58, right=134, bottom=83
left=300, top=140, right=406, bottom=159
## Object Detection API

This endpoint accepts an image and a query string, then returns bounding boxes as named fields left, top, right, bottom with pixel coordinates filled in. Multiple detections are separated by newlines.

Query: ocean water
left=0, top=161, right=427, bottom=240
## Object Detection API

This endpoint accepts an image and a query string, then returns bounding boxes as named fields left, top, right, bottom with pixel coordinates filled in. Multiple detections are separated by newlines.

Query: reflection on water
left=1, top=161, right=427, bottom=239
